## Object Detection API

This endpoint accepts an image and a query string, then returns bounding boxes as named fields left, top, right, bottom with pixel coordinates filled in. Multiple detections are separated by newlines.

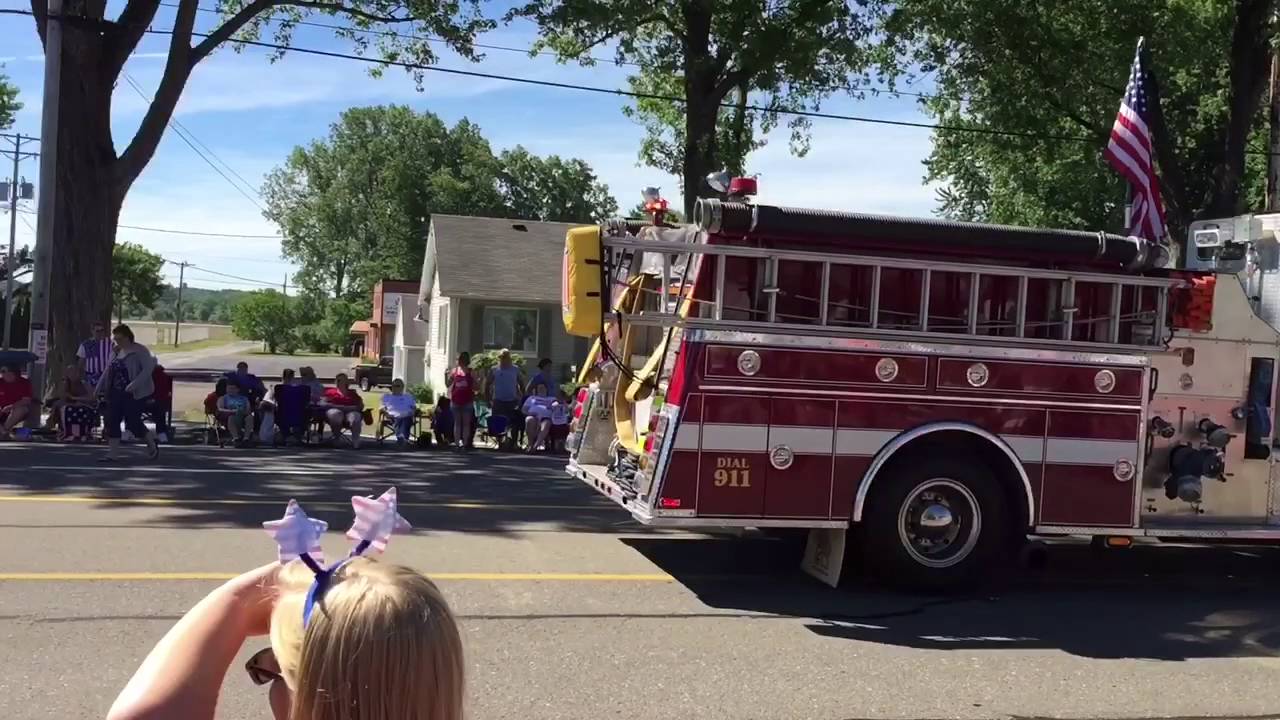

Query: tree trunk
left=682, top=96, right=719, bottom=220
left=47, top=28, right=121, bottom=378
left=1205, top=0, right=1274, bottom=218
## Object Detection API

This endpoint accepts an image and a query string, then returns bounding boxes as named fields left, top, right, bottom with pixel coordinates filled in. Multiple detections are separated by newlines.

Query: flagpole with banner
left=1103, top=36, right=1168, bottom=256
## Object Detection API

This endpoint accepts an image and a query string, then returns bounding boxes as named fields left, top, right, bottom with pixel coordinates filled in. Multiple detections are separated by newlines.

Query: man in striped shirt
left=77, top=322, right=115, bottom=390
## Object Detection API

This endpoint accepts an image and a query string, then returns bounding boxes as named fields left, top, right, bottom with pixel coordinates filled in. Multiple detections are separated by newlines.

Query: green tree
left=111, top=242, right=164, bottom=321
left=0, top=73, right=19, bottom=129
left=498, top=146, right=617, bottom=222
left=262, top=106, right=505, bottom=300
left=878, top=0, right=1275, bottom=235
left=511, top=0, right=875, bottom=216
left=19, top=0, right=490, bottom=382
left=262, top=106, right=616, bottom=300
left=231, top=290, right=297, bottom=354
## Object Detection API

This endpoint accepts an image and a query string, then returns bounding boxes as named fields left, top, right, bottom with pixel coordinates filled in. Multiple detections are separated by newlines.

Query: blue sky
left=0, top=2, right=940, bottom=291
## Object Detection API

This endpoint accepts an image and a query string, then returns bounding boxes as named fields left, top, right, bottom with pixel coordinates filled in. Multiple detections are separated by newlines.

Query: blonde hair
left=270, top=557, right=465, bottom=720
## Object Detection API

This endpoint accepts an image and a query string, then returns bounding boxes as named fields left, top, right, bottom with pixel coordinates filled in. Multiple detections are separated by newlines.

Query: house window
left=435, top=304, right=449, bottom=350
left=482, top=306, right=538, bottom=353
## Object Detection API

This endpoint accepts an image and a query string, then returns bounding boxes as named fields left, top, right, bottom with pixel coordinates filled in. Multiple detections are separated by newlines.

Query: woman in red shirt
left=321, top=372, right=365, bottom=449
left=446, top=352, right=475, bottom=450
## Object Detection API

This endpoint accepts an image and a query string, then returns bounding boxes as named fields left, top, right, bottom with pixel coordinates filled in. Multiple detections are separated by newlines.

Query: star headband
left=263, top=488, right=411, bottom=626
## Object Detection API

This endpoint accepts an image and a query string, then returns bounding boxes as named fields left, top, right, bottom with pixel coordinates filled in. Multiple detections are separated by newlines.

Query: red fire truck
left=561, top=178, right=1280, bottom=588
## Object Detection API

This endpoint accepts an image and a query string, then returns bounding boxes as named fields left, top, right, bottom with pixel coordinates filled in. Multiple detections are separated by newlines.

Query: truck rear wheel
left=359, top=376, right=372, bottom=392
left=860, top=454, right=1010, bottom=591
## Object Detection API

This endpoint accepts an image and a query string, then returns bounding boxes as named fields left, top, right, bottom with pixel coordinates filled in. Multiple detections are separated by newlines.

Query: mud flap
left=800, top=527, right=846, bottom=588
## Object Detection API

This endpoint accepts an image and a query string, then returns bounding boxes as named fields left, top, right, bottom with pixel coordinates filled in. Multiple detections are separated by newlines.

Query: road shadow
left=622, top=535, right=1280, bottom=661
left=0, top=444, right=674, bottom=537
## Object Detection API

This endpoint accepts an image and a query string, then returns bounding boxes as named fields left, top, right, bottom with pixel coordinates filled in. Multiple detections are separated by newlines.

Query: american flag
left=1103, top=38, right=1166, bottom=241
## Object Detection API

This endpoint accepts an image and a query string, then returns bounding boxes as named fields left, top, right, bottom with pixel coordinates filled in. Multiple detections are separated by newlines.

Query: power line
left=13, top=207, right=278, bottom=238
left=123, top=72, right=264, bottom=203
left=167, top=1, right=939, bottom=101
left=122, top=74, right=266, bottom=212
left=181, top=261, right=281, bottom=287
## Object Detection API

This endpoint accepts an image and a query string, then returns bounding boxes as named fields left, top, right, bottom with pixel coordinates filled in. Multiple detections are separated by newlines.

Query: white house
left=404, top=215, right=591, bottom=395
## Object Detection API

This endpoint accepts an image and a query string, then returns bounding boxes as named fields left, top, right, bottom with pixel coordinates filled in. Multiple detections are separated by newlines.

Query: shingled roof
left=426, top=215, right=581, bottom=304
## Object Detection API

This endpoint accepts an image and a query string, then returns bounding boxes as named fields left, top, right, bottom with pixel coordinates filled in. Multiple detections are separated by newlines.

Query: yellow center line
left=0, top=572, right=676, bottom=582
left=0, top=494, right=605, bottom=511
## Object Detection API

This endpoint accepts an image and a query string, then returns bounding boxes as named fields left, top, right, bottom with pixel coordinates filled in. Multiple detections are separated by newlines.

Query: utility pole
left=282, top=274, right=288, bottom=296
left=172, top=261, right=189, bottom=347
left=1, top=134, right=36, bottom=351
left=1268, top=46, right=1280, bottom=212
left=27, top=0, right=63, bottom=406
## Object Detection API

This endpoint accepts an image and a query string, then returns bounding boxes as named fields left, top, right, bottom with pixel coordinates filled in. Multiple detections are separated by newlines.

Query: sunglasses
left=245, top=647, right=283, bottom=686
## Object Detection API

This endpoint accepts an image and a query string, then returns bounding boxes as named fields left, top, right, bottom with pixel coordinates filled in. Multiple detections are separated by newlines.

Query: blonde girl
left=108, top=493, right=463, bottom=720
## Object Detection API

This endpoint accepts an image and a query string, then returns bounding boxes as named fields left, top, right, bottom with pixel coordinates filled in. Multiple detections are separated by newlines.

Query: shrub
left=408, top=383, right=434, bottom=405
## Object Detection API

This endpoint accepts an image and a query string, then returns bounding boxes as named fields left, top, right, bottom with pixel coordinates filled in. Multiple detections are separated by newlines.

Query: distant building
left=400, top=215, right=589, bottom=394
left=353, top=279, right=420, bottom=362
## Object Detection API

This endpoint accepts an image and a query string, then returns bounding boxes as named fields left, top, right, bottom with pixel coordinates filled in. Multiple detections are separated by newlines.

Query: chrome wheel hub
left=897, top=479, right=982, bottom=569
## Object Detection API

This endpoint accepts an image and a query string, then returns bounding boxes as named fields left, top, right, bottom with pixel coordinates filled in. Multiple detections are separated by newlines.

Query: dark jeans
left=106, top=391, right=149, bottom=440
left=392, top=415, right=414, bottom=440
left=493, top=399, right=523, bottom=443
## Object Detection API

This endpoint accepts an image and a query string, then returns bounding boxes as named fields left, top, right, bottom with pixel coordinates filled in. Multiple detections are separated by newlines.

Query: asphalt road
left=2, top=443, right=1280, bottom=720
left=157, top=342, right=354, bottom=380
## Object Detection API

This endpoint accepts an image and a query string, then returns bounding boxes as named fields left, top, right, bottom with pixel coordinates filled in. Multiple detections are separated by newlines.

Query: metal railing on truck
left=603, top=233, right=1181, bottom=352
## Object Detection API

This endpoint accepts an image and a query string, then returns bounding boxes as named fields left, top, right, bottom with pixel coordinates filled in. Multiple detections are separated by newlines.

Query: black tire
left=359, top=376, right=372, bottom=392
left=859, top=454, right=1011, bottom=591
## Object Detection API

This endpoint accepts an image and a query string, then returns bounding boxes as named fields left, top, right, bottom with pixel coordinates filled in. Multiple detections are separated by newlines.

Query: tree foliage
left=498, top=146, right=618, bottom=222
left=0, top=74, right=19, bottom=130
left=231, top=290, right=297, bottom=354
left=878, top=0, right=1276, bottom=235
left=111, top=242, right=165, bottom=321
left=262, top=105, right=616, bottom=300
left=512, top=0, right=876, bottom=216
left=22, top=0, right=490, bottom=385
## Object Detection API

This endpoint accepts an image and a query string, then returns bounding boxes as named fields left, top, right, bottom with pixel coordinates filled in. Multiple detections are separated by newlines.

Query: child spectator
left=549, top=389, right=572, bottom=453
left=217, top=380, right=255, bottom=447
left=107, top=558, right=464, bottom=720
left=432, top=395, right=455, bottom=448
left=381, top=378, right=417, bottom=448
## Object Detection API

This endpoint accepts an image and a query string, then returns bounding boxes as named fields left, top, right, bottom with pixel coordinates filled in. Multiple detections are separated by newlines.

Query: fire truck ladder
left=605, top=235, right=1179, bottom=351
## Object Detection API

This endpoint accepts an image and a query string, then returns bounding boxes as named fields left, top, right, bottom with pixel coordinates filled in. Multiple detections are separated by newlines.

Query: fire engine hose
left=694, top=199, right=1161, bottom=270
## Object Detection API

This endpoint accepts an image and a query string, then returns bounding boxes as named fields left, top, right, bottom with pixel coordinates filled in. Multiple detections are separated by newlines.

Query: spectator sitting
left=381, top=378, right=418, bottom=448
left=432, top=395, right=455, bottom=447
left=0, top=364, right=35, bottom=440
left=224, top=362, right=267, bottom=405
left=548, top=389, right=572, bottom=453
left=527, top=357, right=557, bottom=398
left=298, top=365, right=325, bottom=404
left=521, top=382, right=554, bottom=453
left=321, top=372, right=364, bottom=449
left=270, top=369, right=309, bottom=445
left=48, top=364, right=98, bottom=439
left=218, top=380, right=255, bottom=447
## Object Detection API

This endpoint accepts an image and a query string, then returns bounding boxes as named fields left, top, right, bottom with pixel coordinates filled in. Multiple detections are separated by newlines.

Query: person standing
left=381, top=378, right=418, bottom=448
left=77, top=321, right=115, bottom=390
left=487, top=349, right=525, bottom=450
left=446, top=351, right=475, bottom=450
left=528, top=357, right=557, bottom=398
left=95, top=324, right=159, bottom=462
